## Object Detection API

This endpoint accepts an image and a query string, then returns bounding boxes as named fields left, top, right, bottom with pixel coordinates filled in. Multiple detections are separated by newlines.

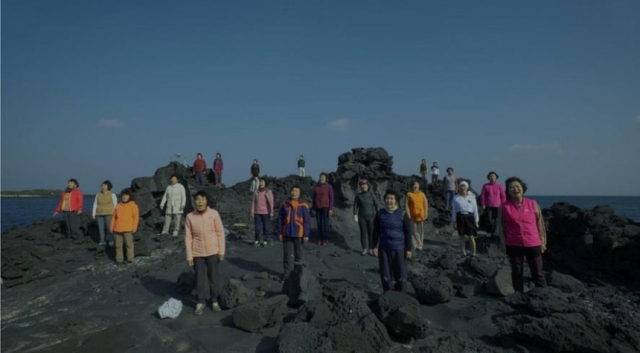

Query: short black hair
left=216, top=152, right=221, bottom=157
left=505, top=176, right=528, bottom=199
left=120, top=188, right=134, bottom=200
left=384, top=189, right=400, bottom=200
left=102, top=180, right=113, bottom=190
left=411, top=180, right=420, bottom=187
left=446, top=167, right=454, bottom=173
left=197, top=153, right=203, bottom=157
left=170, top=174, right=179, bottom=180
left=300, top=155, right=304, bottom=158
left=68, top=178, right=79, bottom=187
left=319, top=172, right=328, bottom=179
left=290, top=185, right=301, bottom=192
left=487, top=171, right=499, bottom=180
left=194, top=190, right=208, bottom=201
left=421, top=159, right=426, bottom=163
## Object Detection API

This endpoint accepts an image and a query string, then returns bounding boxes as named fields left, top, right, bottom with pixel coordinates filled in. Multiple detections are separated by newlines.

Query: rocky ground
left=2, top=148, right=640, bottom=353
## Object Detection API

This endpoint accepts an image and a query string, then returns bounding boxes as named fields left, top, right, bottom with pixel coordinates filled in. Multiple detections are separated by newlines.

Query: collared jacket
left=55, top=188, right=84, bottom=212
left=278, top=198, right=311, bottom=238
left=160, top=183, right=186, bottom=214
left=185, top=207, right=225, bottom=261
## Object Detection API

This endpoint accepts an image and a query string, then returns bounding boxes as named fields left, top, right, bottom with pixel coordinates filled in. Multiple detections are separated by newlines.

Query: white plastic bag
left=157, top=298, right=183, bottom=319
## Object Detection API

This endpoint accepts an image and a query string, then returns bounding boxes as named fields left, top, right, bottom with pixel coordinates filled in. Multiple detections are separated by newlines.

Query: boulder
left=412, top=275, right=454, bottom=305
left=372, top=291, right=428, bottom=342
left=277, top=322, right=320, bottom=353
left=176, top=271, right=195, bottom=295
left=131, top=176, right=157, bottom=192
left=219, top=279, right=255, bottom=309
left=232, top=294, right=289, bottom=333
left=548, top=271, right=586, bottom=293
left=132, top=188, right=156, bottom=217
left=282, top=263, right=322, bottom=307
left=485, top=267, right=515, bottom=296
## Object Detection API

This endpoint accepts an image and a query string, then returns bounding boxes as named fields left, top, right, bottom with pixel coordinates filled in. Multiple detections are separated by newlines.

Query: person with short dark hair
left=372, top=189, right=413, bottom=292
left=110, top=189, right=139, bottom=264
left=353, top=179, right=380, bottom=256
left=278, top=185, right=310, bottom=281
left=186, top=190, right=225, bottom=315
left=451, top=181, right=479, bottom=256
left=480, top=171, right=506, bottom=236
left=298, top=155, right=306, bottom=177
left=405, top=181, right=429, bottom=251
left=251, top=178, right=275, bottom=247
left=312, top=172, right=334, bottom=245
left=213, top=153, right=224, bottom=188
left=92, top=180, right=118, bottom=247
left=53, top=178, right=84, bottom=238
left=193, top=153, right=207, bottom=188
left=443, top=167, right=458, bottom=210
left=497, top=177, right=547, bottom=292
left=160, top=175, right=186, bottom=237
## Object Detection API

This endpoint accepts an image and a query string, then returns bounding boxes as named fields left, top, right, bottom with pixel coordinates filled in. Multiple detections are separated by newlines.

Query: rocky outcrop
left=371, top=291, right=429, bottom=342
left=219, top=279, right=255, bottom=309
left=232, top=294, right=289, bottom=333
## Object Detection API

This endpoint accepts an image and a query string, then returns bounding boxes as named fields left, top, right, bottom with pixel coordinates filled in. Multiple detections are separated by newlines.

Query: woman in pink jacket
left=185, top=190, right=226, bottom=315
left=479, top=171, right=506, bottom=236
left=497, top=177, right=547, bottom=293
left=250, top=178, right=275, bottom=247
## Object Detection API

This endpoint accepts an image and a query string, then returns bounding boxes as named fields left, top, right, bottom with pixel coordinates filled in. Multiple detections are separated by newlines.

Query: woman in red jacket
left=53, top=178, right=84, bottom=238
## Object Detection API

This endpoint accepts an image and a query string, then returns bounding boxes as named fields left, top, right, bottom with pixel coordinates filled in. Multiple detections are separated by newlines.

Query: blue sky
left=2, top=0, right=639, bottom=195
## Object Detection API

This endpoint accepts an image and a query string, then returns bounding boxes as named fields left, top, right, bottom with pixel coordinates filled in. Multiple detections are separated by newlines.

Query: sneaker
left=361, top=248, right=368, bottom=256
left=253, top=241, right=260, bottom=247
left=98, top=242, right=106, bottom=247
left=194, top=303, right=205, bottom=316
left=172, top=233, right=178, bottom=237
left=108, top=241, right=114, bottom=247
left=117, top=261, right=125, bottom=266
left=261, top=241, right=268, bottom=247
left=211, top=301, right=221, bottom=312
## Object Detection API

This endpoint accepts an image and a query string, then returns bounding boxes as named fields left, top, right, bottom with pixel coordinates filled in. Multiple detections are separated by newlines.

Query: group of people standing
left=52, top=158, right=547, bottom=315
left=191, top=153, right=308, bottom=190
left=350, top=163, right=548, bottom=295
left=54, top=179, right=140, bottom=265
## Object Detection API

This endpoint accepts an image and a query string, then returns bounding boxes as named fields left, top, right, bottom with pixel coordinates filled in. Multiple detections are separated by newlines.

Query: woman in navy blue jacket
left=372, top=189, right=413, bottom=292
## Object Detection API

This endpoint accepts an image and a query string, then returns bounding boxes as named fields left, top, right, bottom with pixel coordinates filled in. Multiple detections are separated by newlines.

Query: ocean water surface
left=1, top=196, right=639, bottom=233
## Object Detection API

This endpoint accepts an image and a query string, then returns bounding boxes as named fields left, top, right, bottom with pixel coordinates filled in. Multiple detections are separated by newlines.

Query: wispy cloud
left=509, top=142, right=564, bottom=154
left=97, top=119, right=125, bottom=129
left=326, top=118, right=351, bottom=132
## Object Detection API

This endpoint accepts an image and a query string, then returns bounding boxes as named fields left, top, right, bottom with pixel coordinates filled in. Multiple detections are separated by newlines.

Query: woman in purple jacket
left=480, top=171, right=506, bottom=236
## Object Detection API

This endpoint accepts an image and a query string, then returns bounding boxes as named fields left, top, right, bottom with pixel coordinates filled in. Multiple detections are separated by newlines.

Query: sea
left=1, top=196, right=639, bottom=233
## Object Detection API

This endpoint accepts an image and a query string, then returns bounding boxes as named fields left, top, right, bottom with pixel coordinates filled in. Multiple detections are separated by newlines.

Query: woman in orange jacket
left=111, top=189, right=139, bottom=264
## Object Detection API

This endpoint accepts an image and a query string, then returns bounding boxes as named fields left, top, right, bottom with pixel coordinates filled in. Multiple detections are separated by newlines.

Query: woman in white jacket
left=160, top=174, right=187, bottom=236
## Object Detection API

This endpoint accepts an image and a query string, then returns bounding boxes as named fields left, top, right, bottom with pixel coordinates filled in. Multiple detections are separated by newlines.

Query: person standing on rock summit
left=110, top=189, right=139, bottom=265
left=251, top=178, right=275, bottom=247
left=185, top=190, right=225, bottom=315
left=278, top=185, right=311, bottom=281
left=443, top=167, right=458, bottom=211
left=431, top=162, right=440, bottom=186
left=193, top=153, right=207, bottom=188
left=92, top=180, right=118, bottom=247
left=313, top=173, right=334, bottom=245
left=419, top=159, right=428, bottom=183
left=213, top=153, right=223, bottom=188
left=353, top=179, right=380, bottom=256
left=372, top=189, right=413, bottom=292
left=160, top=175, right=186, bottom=237
left=497, top=177, right=547, bottom=292
left=53, top=178, right=84, bottom=238
left=480, top=171, right=506, bottom=237
left=405, top=181, right=429, bottom=251
left=250, top=159, right=260, bottom=192
left=298, top=155, right=306, bottom=178
left=451, top=181, right=479, bottom=256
